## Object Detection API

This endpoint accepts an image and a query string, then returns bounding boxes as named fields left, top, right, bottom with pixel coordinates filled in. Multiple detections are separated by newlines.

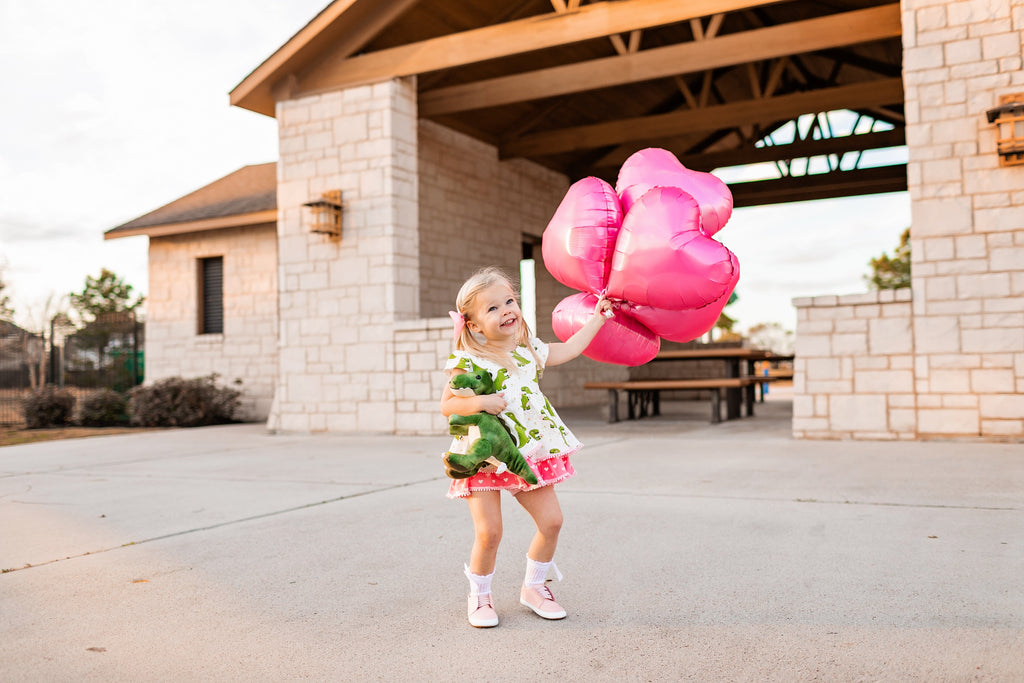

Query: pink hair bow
left=448, top=310, right=466, bottom=345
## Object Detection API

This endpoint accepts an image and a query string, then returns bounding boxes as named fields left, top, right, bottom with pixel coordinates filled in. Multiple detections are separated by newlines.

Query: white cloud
left=722, top=192, right=911, bottom=332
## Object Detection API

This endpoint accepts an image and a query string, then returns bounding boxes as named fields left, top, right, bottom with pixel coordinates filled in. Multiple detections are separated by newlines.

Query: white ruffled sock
left=464, top=564, right=494, bottom=597
left=523, top=555, right=563, bottom=587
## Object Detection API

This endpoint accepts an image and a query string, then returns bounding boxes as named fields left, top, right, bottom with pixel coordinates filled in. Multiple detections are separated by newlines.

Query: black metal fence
left=0, top=321, right=44, bottom=426
left=0, top=312, right=144, bottom=426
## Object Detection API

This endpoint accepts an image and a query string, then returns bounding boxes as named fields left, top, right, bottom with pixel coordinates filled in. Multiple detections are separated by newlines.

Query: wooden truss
left=231, top=0, right=906, bottom=205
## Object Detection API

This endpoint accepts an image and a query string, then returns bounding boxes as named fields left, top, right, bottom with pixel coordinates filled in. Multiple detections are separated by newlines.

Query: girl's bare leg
left=466, top=490, right=502, bottom=575
left=514, top=485, right=563, bottom=562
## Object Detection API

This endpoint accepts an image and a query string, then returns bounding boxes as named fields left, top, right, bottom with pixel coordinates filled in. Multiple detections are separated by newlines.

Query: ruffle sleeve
left=529, top=338, right=549, bottom=368
left=445, top=350, right=474, bottom=374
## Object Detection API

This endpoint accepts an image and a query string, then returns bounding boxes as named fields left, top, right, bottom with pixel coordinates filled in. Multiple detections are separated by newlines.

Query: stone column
left=902, top=0, right=1024, bottom=438
left=270, top=78, right=418, bottom=432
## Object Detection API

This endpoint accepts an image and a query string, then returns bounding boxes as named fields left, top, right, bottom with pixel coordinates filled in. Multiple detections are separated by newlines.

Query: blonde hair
left=454, top=266, right=541, bottom=370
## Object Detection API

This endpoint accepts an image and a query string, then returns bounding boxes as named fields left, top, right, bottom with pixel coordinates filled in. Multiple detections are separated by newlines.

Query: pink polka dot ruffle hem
left=447, top=453, right=576, bottom=499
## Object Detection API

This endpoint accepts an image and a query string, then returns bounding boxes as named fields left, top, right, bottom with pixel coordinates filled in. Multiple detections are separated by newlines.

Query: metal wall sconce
left=986, top=94, right=1024, bottom=167
left=303, top=190, right=344, bottom=236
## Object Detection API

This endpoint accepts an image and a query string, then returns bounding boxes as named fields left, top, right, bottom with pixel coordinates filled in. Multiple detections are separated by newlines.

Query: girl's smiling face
left=466, top=282, right=521, bottom=346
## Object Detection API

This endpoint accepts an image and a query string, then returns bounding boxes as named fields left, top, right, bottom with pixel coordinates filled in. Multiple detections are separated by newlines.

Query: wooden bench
left=754, top=372, right=794, bottom=401
left=584, top=377, right=764, bottom=424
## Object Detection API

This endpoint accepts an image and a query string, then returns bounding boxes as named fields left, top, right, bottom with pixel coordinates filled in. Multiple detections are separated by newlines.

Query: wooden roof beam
left=295, top=0, right=788, bottom=97
left=549, top=0, right=645, bottom=55
left=230, top=0, right=421, bottom=117
left=690, top=13, right=725, bottom=41
left=729, top=165, right=907, bottom=207
left=419, top=4, right=900, bottom=116
left=418, top=0, right=542, bottom=91
left=865, top=106, right=906, bottom=125
left=587, top=66, right=733, bottom=169
left=679, top=128, right=906, bottom=170
left=501, top=78, right=905, bottom=158
left=589, top=126, right=905, bottom=173
left=585, top=126, right=904, bottom=174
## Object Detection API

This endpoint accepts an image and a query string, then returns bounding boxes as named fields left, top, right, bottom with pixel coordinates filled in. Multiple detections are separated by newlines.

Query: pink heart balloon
left=541, top=149, right=741, bottom=366
left=607, top=187, right=739, bottom=310
left=625, top=261, right=738, bottom=343
left=552, top=293, right=660, bottom=366
left=616, top=147, right=733, bottom=237
left=541, top=176, right=622, bottom=294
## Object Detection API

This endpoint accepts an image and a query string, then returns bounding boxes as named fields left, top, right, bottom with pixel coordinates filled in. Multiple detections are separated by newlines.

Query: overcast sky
left=0, top=1, right=911, bottom=334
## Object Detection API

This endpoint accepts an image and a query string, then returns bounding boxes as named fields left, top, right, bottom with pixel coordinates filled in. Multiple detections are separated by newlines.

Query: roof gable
left=230, top=0, right=420, bottom=117
left=105, top=163, right=277, bottom=240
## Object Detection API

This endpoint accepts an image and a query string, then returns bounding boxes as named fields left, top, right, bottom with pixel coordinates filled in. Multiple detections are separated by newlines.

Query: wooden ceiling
left=231, top=0, right=906, bottom=206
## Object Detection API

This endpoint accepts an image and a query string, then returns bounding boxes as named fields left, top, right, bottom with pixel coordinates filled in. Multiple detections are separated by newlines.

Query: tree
left=747, top=321, right=794, bottom=355
left=866, top=228, right=911, bottom=290
left=66, top=269, right=145, bottom=388
left=69, top=268, right=144, bottom=323
left=712, top=291, right=740, bottom=341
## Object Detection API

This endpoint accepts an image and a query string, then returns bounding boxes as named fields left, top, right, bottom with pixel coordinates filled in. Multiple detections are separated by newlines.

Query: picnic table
left=584, top=347, right=794, bottom=423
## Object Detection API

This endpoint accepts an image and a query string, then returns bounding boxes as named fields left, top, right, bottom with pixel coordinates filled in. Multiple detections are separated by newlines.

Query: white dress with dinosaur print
left=445, top=338, right=581, bottom=499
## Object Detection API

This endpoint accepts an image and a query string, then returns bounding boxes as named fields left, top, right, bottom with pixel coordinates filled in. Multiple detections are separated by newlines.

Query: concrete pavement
left=1, top=396, right=1022, bottom=681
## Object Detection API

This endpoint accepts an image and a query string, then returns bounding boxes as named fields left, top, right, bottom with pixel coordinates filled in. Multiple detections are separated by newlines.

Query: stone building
left=106, top=0, right=1023, bottom=441
left=793, top=0, right=1024, bottom=440
left=107, top=163, right=279, bottom=421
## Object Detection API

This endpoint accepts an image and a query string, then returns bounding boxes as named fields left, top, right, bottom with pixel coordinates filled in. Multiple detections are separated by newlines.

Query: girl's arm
left=440, top=369, right=508, bottom=417
left=546, top=295, right=613, bottom=367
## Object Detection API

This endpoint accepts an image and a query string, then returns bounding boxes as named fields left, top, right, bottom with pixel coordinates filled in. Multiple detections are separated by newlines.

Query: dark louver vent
left=200, top=256, right=223, bottom=334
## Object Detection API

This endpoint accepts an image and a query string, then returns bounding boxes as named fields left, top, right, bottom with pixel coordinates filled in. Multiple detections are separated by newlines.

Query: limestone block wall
left=414, top=119, right=623, bottom=414
left=525, top=260, right=627, bottom=409
left=902, top=0, right=1024, bottom=438
left=394, top=317, right=451, bottom=435
left=793, top=290, right=915, bottom=439
left=417, top=119, right=570, bottom=316
left=272, top=78, right=418, bottom=433
left=146, top=224, right=278, bottom=421
left=795, top=1, right=1024, bottom=441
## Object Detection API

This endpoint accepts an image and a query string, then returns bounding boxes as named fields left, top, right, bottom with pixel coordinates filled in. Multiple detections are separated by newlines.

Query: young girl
left=441, top=266, right=612, bottom=628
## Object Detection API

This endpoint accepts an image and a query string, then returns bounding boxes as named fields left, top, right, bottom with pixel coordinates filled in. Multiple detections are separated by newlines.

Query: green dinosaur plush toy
left=443, top=367, right=539, bottom=485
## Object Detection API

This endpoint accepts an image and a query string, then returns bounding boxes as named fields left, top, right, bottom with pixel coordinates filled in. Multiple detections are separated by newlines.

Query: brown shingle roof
left=105, top=162, right=277, bottom=239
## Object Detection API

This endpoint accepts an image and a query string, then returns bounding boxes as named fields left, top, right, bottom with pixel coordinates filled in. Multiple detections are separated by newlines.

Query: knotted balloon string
left=448, top=310, right=467, bottom=345
left=599, top=289, right=620, bottom=318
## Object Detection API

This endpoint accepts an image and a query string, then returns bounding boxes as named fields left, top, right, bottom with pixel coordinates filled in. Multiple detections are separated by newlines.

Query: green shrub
left=128, top=375, right=240, bottom=427
left=78, top=389, right=128, bottom=427
left=22, top=386, right=76, bottom=429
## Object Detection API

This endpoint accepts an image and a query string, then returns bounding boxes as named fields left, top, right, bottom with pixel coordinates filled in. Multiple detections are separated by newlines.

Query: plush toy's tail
left=443, top=446, right=538, bottom=485
left=499, top=449, right=539, bottom=486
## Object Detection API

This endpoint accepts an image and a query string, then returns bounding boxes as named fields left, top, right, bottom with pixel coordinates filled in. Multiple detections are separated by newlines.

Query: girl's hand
left=478, top=393, right=507, bottom=415
left=594, top=294, right=614, bottom=321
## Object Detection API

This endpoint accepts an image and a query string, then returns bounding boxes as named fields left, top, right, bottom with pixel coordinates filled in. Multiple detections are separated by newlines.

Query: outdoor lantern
left=986, top=94, right=1024, bottom=167
left=303, top=190, right=343, bottom=236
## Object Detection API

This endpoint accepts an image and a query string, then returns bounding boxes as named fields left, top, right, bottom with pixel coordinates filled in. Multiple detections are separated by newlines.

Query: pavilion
left=107, top=0, right=1023, bottom=440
